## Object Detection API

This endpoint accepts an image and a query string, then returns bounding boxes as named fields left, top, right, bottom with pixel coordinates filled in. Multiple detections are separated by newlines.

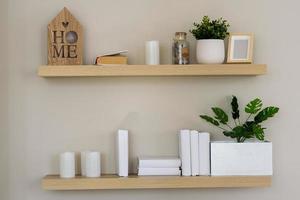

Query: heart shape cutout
left=62, top=22, right=69, bottom=28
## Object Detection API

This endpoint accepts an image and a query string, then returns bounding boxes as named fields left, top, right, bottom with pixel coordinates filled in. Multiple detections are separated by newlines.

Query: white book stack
left=138, top=156, right=181, bottom=176
left=190, top=130, right=199, bottom=176
left=199, top=132, right=210, bottom=175
left=179, top=129, right=211, bottom=176
left=116, top=129, right=129, bottom=177
left=179, top=129, right=191, bottom=176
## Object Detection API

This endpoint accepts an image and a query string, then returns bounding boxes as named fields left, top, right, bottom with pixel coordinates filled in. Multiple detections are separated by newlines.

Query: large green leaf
left=212, top=107, right=228, bottom=124
left=232, top=126, right=246, bottom=138
left=223, top=131, right=235, bottom=138
left=231, top=95, right=240, bottom=120
left=223, top=126, right=248, bottom=142
left=200, top=115, right=219, bottom=126
left=254, top=106, right=279, bottom=123
left=253, top=124, right=265, bottom=141
left=245, top=98, right=263, bottom=114
left=243, top=121, right=264, bottom=140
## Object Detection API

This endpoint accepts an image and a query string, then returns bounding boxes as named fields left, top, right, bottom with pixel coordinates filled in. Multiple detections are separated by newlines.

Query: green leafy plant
left=190, top=16, right=230, bottom=40
left=200, top=96, right=279, bottom=143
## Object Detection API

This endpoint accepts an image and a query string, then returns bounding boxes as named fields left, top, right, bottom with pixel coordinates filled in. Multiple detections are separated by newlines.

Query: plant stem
left=241, top=137, right=246, bottom=143
left=245, top=114, right=252, bottom=123
left=217, top=126, right=229, bottom=132
left=225, top=124, right=233, bottom=130
left=234, top=120, right=237, bottom=126
left=238, top=118, right=241, bottom=125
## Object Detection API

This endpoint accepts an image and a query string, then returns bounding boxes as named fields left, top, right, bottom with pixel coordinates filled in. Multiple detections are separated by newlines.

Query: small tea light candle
left=85, top=151, right=101, bottom=178
left=60, top=152, right=75, bottom=178
left=145, top=40, right=160, bottom=65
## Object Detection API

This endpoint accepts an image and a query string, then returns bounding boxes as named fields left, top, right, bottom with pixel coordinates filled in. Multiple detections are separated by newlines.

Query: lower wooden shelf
left=42, top=174, right=271, bottom=190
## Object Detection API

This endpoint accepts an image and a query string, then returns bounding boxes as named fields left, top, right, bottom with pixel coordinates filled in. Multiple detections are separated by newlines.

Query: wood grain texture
left=38, top=64, right=267, bottom=77
left=48, top=7, right=83, bottom=65
left=42, top=174, right=272, bottom=190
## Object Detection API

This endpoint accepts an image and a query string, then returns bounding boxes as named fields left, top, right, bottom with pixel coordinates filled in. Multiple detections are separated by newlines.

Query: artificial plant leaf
left=231, top=95, right=240, bottom=120
left=200, top=115, right=219, bottom=126
left=223, top=131, right=235, bottom=138
left=243, top=121, right=256, bottom=139
left=252, top=124, right=265, bottom=141
left=254, top=106, right=279, bottom=123
left=232, top=126, right=246, bottom=138
left=243, top=121, right=264, bottom=140
left=225, top=126, right=248, bottom=142
left=245, top=98, right=263, bottom=114
left=212, top=107, right=228, bottom=124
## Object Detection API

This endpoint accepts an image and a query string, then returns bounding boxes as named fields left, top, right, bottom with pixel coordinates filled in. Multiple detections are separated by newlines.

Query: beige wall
left=0, top=0, right=9, bottom=199
left=2, top=0, right=300, bottom=199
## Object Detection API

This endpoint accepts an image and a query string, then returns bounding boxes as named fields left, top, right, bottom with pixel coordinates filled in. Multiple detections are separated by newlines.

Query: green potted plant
left=200, top=96, right=279, bottom=175
left=190, top=16, right=230, bottom=64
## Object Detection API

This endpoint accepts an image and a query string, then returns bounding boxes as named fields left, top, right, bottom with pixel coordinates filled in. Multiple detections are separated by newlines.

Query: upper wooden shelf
left=38, top=64, right=267, bottom=77
left=42, top=174, right=271, bottom=190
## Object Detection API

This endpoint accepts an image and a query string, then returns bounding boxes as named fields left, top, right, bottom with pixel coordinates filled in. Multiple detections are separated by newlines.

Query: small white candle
left=80, top=151, right=89, bottom=176
left=85, top=151, right=101, bottom=178
left=60, top=152, right=75, bottom=178
left=145, top=40, right=160, bottom=65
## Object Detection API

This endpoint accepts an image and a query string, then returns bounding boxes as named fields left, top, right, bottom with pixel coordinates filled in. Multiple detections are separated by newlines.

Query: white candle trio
left=60, top=151, right=101, bottom=178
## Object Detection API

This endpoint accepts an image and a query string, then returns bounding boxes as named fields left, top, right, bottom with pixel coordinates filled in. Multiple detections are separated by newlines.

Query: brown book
left=95, top=56, right=128, bottom=65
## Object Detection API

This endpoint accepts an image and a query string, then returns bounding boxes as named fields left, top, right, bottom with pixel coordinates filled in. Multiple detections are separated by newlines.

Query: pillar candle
left=85, top=151, right=101, bottom=178
left=80, top=151, right=89, bottom=176
left=145, top=40, right=160, bottom=65
left=60, top=152, right=75, bottom=178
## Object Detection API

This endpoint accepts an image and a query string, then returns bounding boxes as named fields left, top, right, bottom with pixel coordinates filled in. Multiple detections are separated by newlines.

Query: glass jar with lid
left=172, top=32, right=189, bottom=64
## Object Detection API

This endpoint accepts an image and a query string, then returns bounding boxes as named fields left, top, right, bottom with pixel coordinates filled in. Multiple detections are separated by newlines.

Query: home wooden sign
left=48, top=7, right=83, bottom=65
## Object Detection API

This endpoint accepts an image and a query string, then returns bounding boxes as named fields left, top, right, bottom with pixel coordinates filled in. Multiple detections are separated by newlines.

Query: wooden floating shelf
left=42, top=174, right=271, bottom=190
left=38, top=64, right=267, bottom=77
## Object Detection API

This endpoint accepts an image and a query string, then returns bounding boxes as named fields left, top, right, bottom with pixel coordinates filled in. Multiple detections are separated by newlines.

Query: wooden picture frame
left=227, top=33, right=253, bottom=63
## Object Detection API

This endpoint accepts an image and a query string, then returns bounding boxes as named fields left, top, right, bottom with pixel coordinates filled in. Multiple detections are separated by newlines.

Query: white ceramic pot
left=210, top=142, right=273, bottom=176
left=196, top=39, right=225, bottom=64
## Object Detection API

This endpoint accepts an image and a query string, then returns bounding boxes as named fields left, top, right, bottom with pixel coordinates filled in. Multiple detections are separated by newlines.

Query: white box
left=211, top=142, right=272, bottom=176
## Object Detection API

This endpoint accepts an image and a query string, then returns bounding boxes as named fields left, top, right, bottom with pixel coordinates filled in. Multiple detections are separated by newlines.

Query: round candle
left=80, top=151, right=90, bottom=176
left=145, top=40, right=160, bottom=65
left=60, top=152, right=75, bottom=178
left=85, top=151, right=101, bottom=178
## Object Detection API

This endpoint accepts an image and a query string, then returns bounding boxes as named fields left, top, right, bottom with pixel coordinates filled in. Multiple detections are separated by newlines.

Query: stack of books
left=179, top=129, right=210, bottom=176
left=95, top=50, right=128, bottom=66
left=137, top=156, right=181, bottom=176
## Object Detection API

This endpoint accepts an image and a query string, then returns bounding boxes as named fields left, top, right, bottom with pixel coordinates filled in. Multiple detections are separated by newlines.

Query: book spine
left=96, top=56, right=127, bottom=65
left=117, top=130, right=128, bottom=177
left=139, top=159, right=181, bottom=168
left=138, top=168, right=180, bottom=176
left=199, top=132, right=210, bottom=175
left=179, top=129, right=191, bottom=176
left=190, top=130, right=199, bottom=176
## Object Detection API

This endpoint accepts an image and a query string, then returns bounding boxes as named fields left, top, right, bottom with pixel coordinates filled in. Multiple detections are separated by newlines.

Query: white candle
left=85, top=151, right=101, bottom=178
left=80, top=151, right=89, bottom=176
left=60, top=152, right=75, bottom=178
left=145, top=40, right=160, bottom=65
